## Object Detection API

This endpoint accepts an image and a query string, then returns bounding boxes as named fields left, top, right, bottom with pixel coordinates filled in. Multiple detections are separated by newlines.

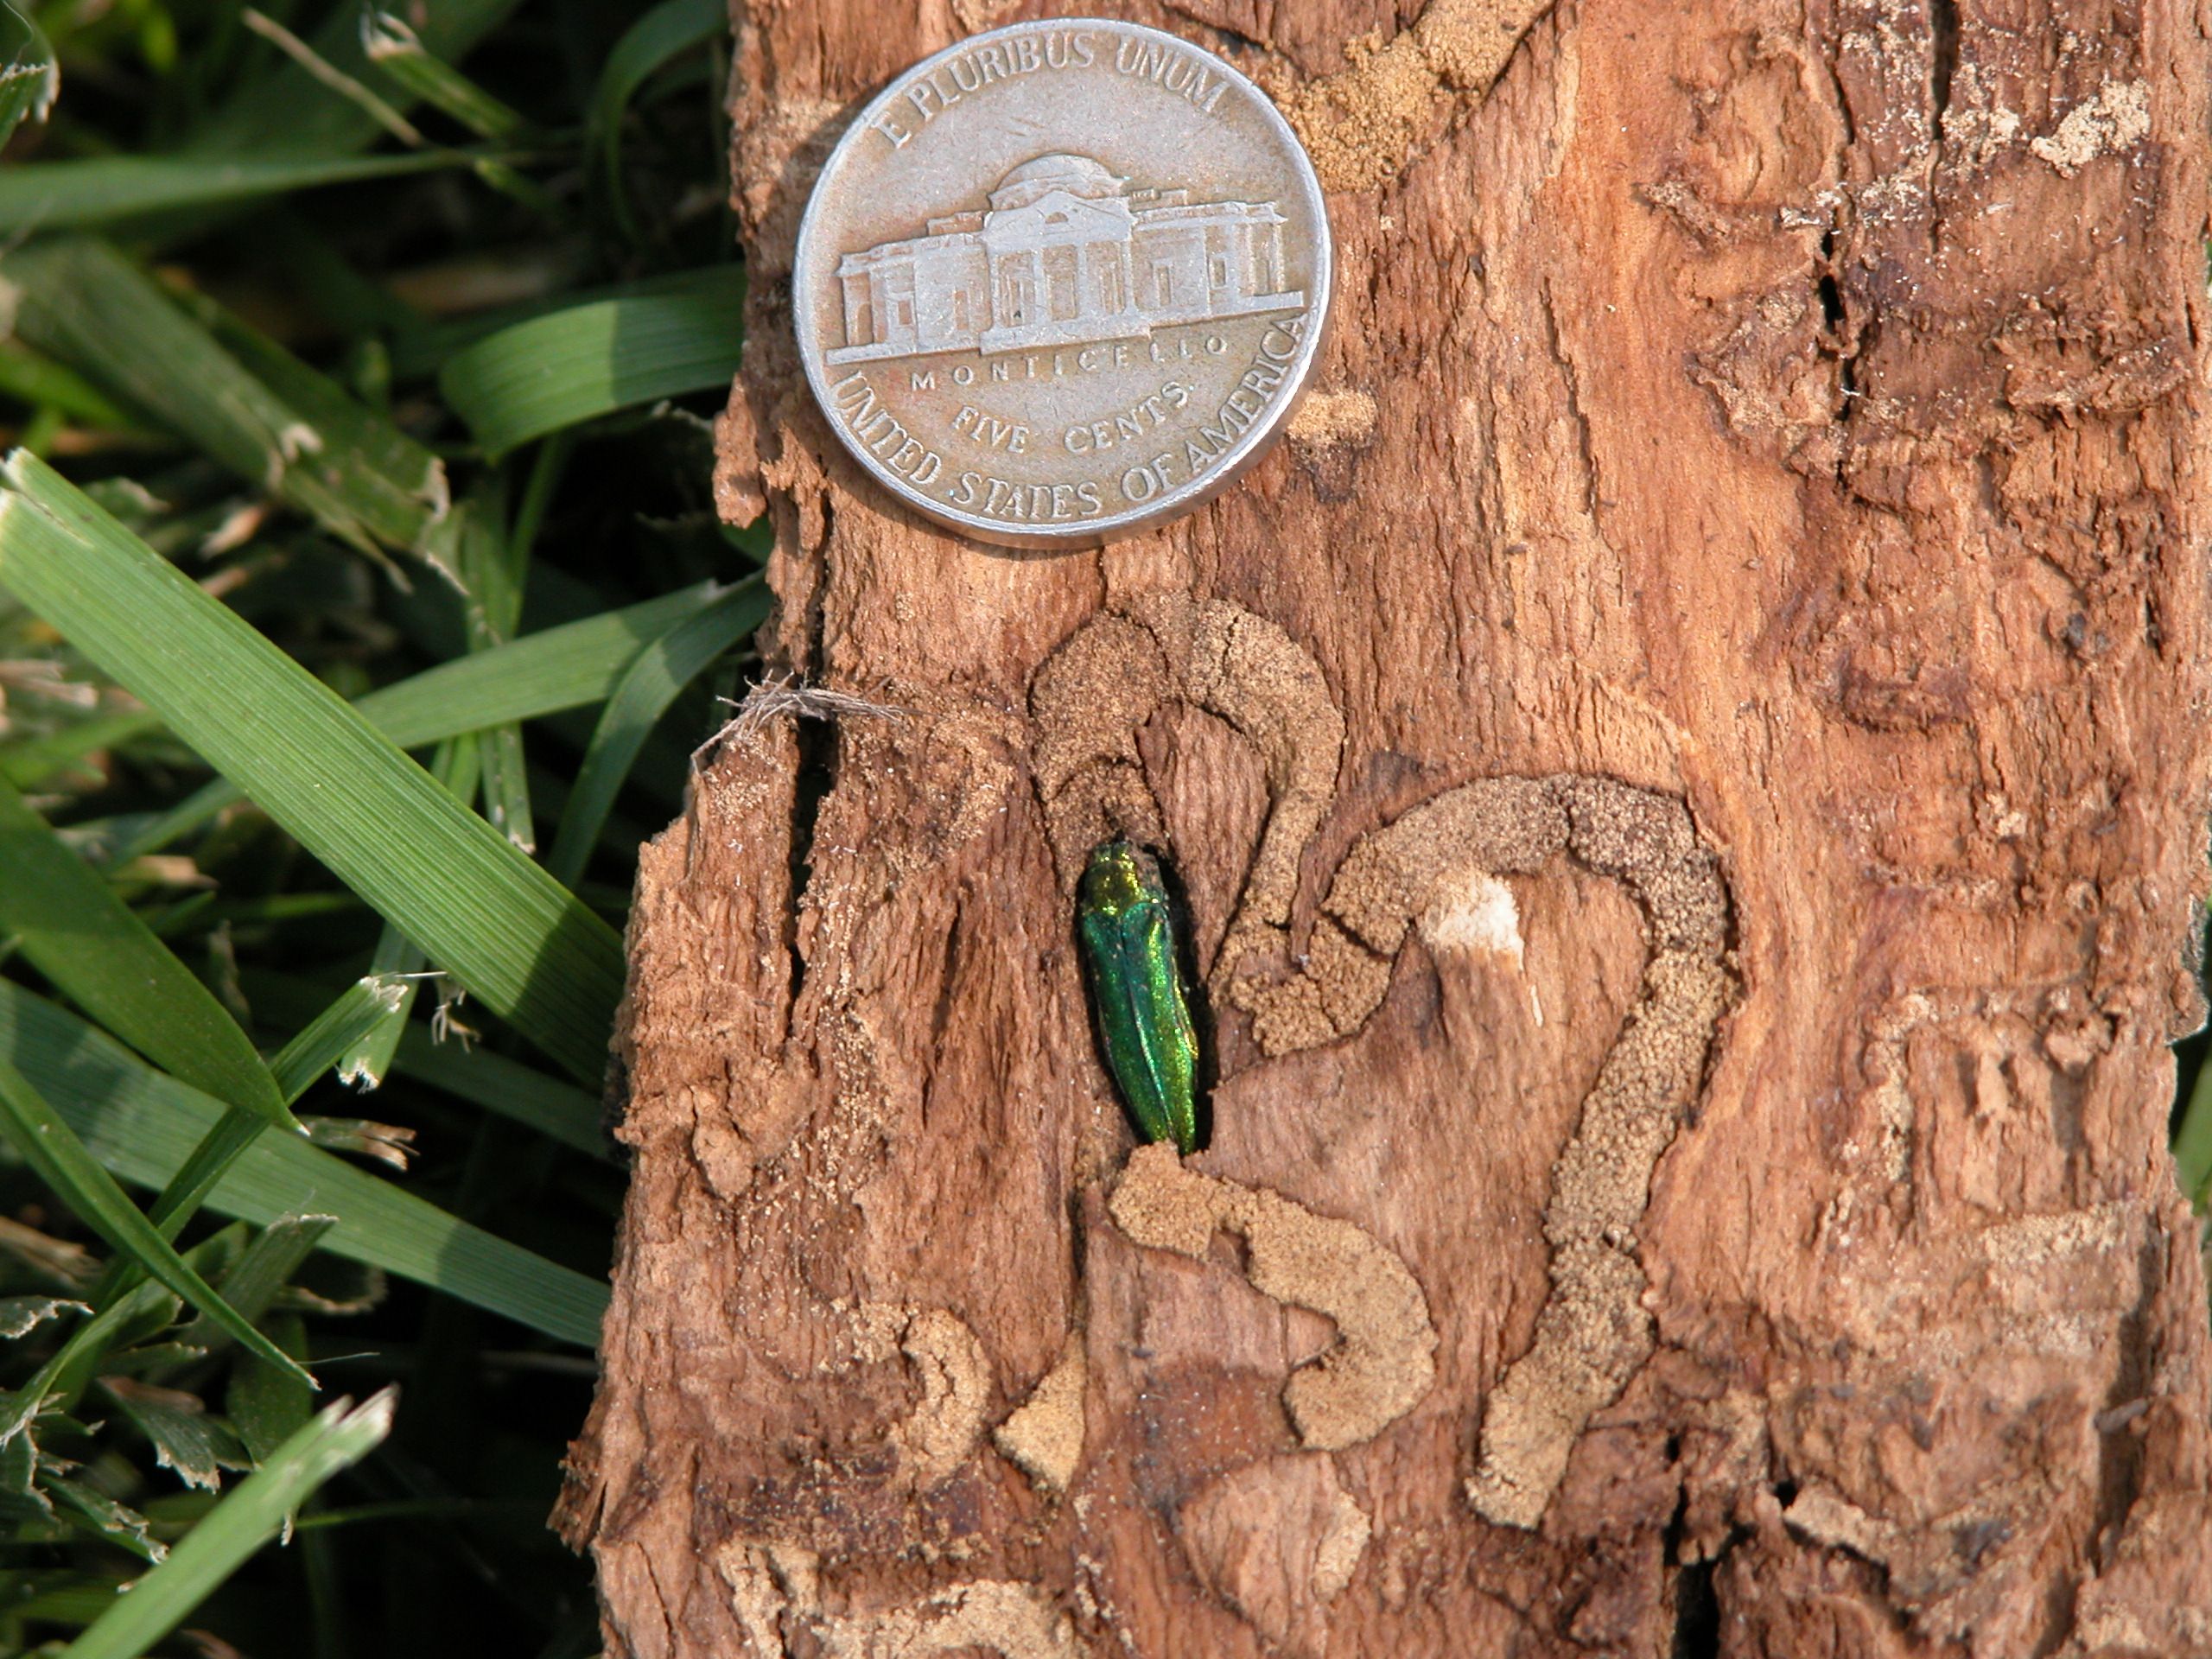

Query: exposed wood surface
left=557, top=2, right=2212, bottom=1654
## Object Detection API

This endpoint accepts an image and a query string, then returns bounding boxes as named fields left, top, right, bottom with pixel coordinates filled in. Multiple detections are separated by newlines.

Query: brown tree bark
left=556, top=2, right=2212, bottom=1654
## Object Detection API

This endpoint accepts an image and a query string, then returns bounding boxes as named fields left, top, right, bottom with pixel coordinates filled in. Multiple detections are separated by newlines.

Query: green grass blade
left=114, top=582, right=723, bottom=861
left=476, top=690, right=535, bottom=850
left=194, top=1214, right=334, bottom=1333
left=245, top=973, right=609, bottom=1160
left=386, top=267, right=721, bottom=379
left=0, top=1053, right=312, bottom=1386
left=0, top=340, right=140, bottom=431
left=0, top=2, right=59, bottom=149
left=193, top=0, right=521, bottom=156
left=546, top=578, right=765, bottom=887
left=0, top=1296, right=86, bottom=1338
left=267, top=980, right=409, bottom=1104
left=360, top=584, right=719, bottom=745
left=6, top=238, right=327, bottom=513
left=0, top=453, right=626, bottom=1085
left=47, top=1475, right=163, bottom=1564
left=0, top=1253, right=201, bottom=1447
left=0, top=979, right=609, bottom=1346
left=440, top=266, right=744, bottom=455
left=3, top=239, right=447, bottom=559
left=226, top=1313, right=310, bottom=1465
left=190, top=295, right=450, bottom=554
left=391, top=1026, right=610, bottom=1159
left=58, top=1390, right=394, bottom=1659
left=588, top=0, right=724, bottom=241
left=339, top=737, right=479, bottom=1090
left=239, top=7, right=423, bottom=146
left=48, top=1066, right=258, bottom=1318
left=0, top=149, right=503, bottom=235
left=339, top=952, right=418, bottom=1092
left=0, top=774, right=296, bottom=1134
left=447, top=484, right=537, bottom=851
left=137, top=1110, right=266, bottom=1243
left=101, top=1374, right=251, bottom=1491
left=478, top=443, right=567, bottom=851
left=361, top=12, right=529, bottom=140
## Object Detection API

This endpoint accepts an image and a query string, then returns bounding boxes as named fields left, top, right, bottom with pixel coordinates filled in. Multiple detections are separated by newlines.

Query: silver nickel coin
left=792, top=19, right=1332, bottom=550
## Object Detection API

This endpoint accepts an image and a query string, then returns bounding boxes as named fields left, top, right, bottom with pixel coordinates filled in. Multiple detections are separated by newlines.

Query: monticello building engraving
left=826, top=153, right=1304, bottom=363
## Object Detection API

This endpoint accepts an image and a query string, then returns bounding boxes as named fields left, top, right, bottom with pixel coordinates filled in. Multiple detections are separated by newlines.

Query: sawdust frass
left=1110, top=1142, right=1440, bottom=1452
left=1276, top=0, right=1557, bottom=191
left=1032, top=597, right=1738, bottom=1528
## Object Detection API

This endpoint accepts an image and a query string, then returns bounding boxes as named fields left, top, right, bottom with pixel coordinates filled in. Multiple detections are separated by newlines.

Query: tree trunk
left=556, top=2, right=2212, bottom=1654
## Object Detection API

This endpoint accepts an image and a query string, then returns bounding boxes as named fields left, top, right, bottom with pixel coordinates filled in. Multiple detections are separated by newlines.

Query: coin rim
left=791, top=17, right=1333, bottom=551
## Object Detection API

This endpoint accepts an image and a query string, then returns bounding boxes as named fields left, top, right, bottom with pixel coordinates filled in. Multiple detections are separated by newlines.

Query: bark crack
left=1538, top=277, right=1612, bottom=548
left=1928, top=0, right=1960, bottom=142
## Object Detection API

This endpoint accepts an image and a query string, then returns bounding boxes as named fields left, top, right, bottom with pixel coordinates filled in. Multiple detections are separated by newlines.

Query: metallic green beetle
left=1077, top=839, right=1202, bottom=1154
